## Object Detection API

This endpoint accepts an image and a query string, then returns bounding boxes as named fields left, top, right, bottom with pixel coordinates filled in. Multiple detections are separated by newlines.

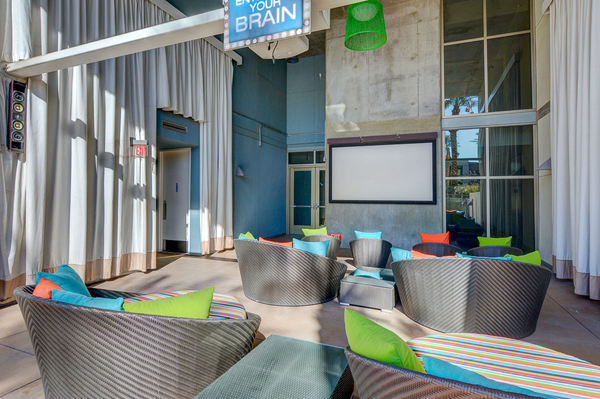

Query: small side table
left=339, top=269, right=398, bottom=312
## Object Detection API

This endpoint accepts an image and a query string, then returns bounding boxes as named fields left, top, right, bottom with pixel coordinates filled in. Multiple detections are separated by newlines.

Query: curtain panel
left=0, top=0, right=234, bottom=304
left=550, top=0, right=600, bottom=300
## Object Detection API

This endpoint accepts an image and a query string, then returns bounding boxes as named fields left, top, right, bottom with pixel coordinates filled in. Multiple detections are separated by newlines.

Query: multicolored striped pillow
left=123, top=290, right=246, bottom=320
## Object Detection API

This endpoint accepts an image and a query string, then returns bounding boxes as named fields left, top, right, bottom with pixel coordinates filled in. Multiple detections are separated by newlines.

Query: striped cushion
left=408, top=334, right=600, bottom=399
left=123, top=291, right=246, bottom=320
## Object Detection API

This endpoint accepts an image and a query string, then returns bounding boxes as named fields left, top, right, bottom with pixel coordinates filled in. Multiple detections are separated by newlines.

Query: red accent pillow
left=446, top=210, right=457, bottom=213
left=32, top=277, right=65, bottom=299
left=258, top=237, right=293, bottom=248
left=411, top=250, right=437, bottom=258
left=419, top=232, right=450, bottom=245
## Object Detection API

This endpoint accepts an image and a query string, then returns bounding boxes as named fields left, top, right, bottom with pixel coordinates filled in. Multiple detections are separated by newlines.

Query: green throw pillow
left=344, top=309, right=425, bottom=373
left=239, top=232, right=255, bottom=240
left=477, top=236, right=512, bottom=247
left=302, top=226, right=328, bottom=237
left=123, top=286, right=215, bottom=319
left=505, top=251, right=541, bottom=266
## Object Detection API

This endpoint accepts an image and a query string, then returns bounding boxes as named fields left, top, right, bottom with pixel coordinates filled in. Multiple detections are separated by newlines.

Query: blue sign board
left=224, top=0, right=311, bottom=50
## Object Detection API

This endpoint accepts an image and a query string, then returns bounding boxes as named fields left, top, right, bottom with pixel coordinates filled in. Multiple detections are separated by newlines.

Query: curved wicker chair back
left=14, top=286, right=260, bottom=399
left=349, top=238, right=393, bottom=270
left=234, top=239, right=347, bottom=306
left=467, top=246, right=524, bottom=257
left=345, top=348, right=540, bottom=399
left=412, top=242, right=463, bottom=257
left=301, top=235, right=341, bottom=259
left=391, top=258, right=552, bottom=338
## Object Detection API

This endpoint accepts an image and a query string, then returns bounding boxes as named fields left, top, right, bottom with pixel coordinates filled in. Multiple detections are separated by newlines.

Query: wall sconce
left=235, top=166, right=247, bottom=177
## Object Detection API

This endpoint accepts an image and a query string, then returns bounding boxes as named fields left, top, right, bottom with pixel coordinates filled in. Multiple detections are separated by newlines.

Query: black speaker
left=7, top=81, right=26, bottom=153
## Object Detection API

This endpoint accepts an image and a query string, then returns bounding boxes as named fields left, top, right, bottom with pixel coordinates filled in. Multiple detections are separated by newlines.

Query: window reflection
left=487, top=0, right=530, bottom=36
left=446, top=179, right=486, bottom=249
left=490, top=179, right=535, bottom=252
left=444, top=41, right=485, bottom=115
left=444, top=0, right=484, bottom=43
left=489, top=126, right=534, bottom=176
left=445, top=129, right=485, bottom=177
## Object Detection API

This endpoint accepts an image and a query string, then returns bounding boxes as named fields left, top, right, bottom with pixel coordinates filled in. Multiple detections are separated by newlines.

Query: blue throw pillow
left=292, top=238, right=329, bottom=257
left=355, top=231, right=383, bottom=239
left=35, top=265, right=90, bottom=297
left=457, top=253, right=511, bottom=261
left=422, top=357, right=554, bottom=399
left=391, top=247, right=413, bottom=262
left=353, top=269, right=382, bottom=279
left=52, top=290, right=124, bottom=312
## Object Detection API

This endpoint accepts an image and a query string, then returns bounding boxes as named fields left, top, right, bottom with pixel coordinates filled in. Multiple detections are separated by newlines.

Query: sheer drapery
left=551, top=0, right=600, bottom=299
left=0, top=0, right=234, bottom=303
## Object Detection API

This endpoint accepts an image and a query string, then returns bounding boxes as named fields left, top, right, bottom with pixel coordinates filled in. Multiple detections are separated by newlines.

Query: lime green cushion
left=505, top=251, right=541, bottom=266
left=344, top=308, right=425, bottom=373
left=302, top=226, right=328, bottom=237
left=477, top=236, right=512, bottom=247
left=123, top=286, right=214, bottom=319
left=239, top=232, right=255, bottom=240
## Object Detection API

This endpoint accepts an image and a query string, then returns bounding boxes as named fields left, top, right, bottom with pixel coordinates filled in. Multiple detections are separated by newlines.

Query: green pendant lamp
left=345, top=0, right=387, bottom=51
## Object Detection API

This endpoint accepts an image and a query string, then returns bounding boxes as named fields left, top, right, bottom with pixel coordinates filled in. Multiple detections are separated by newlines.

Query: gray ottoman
left=339, top=269, right=399, bottom=312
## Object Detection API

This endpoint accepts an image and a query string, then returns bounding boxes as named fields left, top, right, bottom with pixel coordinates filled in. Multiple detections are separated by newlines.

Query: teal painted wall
left=232, top=48, right=288, bottom=238
left=287, top=55, right=326, bottom=151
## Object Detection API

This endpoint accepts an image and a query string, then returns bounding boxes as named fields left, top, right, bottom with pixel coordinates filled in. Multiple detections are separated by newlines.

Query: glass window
left=487, top=34, right=532, bottom=112
left=445, top=129, right=485, bottom=177
left=293, top=170, right=312, bottom=226
left=443, top=0, right=484, bottom=43
left=444, top=41, right=485, bottom=115
left=446, top=179, right=487, bottom=249
left=316, top=151, right=325, bottom=163
left=289, top=151, right=314, bottom=165
left=319, top=169, right=326, bottom=226
left=490, top=179, right=535, bottom=252
left=489, top=126, right=534, bottom=176
left=487, top=0, right=530, bottom=36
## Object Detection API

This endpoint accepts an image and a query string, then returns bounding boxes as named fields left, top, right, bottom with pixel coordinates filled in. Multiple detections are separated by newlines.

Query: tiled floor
left=1, top=251, right=599, bottom=398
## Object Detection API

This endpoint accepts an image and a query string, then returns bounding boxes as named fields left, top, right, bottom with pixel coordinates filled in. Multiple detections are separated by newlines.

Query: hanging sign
left=224, top=0, right=311, bottom=50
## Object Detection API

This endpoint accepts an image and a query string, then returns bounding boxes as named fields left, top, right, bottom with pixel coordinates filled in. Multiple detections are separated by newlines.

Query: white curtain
left=0, top=0, right=234, bottom=303
left=551, top=0, right=600, bottom=300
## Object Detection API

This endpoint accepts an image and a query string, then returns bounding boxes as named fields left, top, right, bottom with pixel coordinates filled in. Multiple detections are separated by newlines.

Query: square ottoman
left=339, top=269, right=398, bottom=312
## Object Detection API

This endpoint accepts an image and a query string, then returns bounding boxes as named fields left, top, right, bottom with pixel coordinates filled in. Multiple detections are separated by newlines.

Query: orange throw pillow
left=411, top=250, right=437, bottom=258
left=419, top=232, right=450, bottom=245
left=32, top=277, right=65, bottom=299
left=258, top=237, right=293, bottom=248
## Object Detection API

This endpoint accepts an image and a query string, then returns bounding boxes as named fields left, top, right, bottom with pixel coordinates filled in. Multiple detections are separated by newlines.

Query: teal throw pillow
left=457, top=253, right=511, bottom=261
left=292, top=238, right=329, bottom=257
left=422, top=356, right=554, bottom=398
left=52, top=290, right=124, bottom=311
left=391, top=247, right=413, bottom=262
left=35, top=265, right=90, bottom=297
left=355, top=231, right=382, bottom=239
left=353, top=269, right=382, bottom=280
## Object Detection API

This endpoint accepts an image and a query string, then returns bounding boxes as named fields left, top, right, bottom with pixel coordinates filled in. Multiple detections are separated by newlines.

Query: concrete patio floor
left=1, top=251, right=600, bottom=398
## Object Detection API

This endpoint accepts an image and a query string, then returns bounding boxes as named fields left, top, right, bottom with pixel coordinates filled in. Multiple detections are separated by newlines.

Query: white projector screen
left=330, top=141, right=436, bottom=204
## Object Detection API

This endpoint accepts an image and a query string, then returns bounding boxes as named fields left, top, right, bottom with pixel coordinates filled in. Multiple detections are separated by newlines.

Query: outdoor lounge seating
left=411, top=242, right=462, bottom=256
left=467, top=246, right=524, bottom=257
left=14, top=286, right=261, bottom=399
left=234, top=239, right=347, bottom=306
left=301, top=234, right=342, bottom=259
left=391, top=258, right=552, bottom=338
left=349, top=238, right=393, bottom=270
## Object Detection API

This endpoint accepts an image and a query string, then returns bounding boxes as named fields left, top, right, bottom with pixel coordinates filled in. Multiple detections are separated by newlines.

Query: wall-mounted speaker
left=7, top=81, right=26, bottom=153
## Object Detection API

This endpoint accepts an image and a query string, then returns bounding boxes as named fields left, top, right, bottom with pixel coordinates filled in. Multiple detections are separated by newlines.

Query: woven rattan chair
left=349, top=238, right=393, bottom=271
left=412, top=242, right=463, bottom=256
left=466, top=246, right=524, bottom=257
left=301, top=235, right=342, bottom=259
left=234, top=239, right=347, bottom=306
left=14, top=286, right=261, bottom=399
left=345, top=348, right=540, bottom=399
left=391, top=258, right=552, bottom=338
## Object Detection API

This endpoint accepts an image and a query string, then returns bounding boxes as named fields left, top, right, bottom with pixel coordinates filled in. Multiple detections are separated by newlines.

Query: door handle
left=163, top=201, right=167, bottom=220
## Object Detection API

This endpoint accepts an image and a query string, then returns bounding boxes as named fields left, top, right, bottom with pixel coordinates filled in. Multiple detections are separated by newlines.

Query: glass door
left=289, top=167, right=326, bottom=234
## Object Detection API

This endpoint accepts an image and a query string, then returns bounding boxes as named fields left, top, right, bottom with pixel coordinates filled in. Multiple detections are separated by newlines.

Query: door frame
left=158, top=148, right=192, bottom=253
left=288, top=165, right=326, bottom=234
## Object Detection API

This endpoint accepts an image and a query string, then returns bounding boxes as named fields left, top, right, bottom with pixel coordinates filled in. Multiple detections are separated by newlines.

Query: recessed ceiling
left=164, top=0, right=223, bottom=16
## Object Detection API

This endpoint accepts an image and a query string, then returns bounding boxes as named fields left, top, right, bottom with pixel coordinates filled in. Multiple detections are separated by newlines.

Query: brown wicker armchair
left=14, top=286, right=261, bottom=399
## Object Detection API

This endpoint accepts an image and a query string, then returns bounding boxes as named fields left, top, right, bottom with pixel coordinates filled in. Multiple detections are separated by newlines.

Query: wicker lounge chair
left=349, top=238, right=393, bottom=271
left=14, top=286, right=261, bottom=399
left=391, top=258, right=552, bottom=338
left=234, top=239, right=347, bottom=306
left=302, top=235, right=342, bottom=259
left=412, top=242, right=462, bottom=257
left=345, top=348, right=541, bottom=399
left=466, top=246, right=524, bottom=257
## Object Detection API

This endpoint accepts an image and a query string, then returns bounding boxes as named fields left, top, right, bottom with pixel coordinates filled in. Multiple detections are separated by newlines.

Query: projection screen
left=329, top=141, right=436, bottom=204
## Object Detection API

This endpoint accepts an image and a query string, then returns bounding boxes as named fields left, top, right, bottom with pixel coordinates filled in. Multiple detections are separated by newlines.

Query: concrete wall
left=287, top=55, right=326, bottom=151
left=534, top=0, right=552, bottom=264
left=325, top=0, right=443, bottom=249
left=232, top=48, right=288, bottom=239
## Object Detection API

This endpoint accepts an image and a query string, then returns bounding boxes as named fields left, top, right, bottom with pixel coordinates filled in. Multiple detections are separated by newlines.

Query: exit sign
left=134, top=145, right=146, bottom=157
left=224, top=0, right=311, bottom=50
